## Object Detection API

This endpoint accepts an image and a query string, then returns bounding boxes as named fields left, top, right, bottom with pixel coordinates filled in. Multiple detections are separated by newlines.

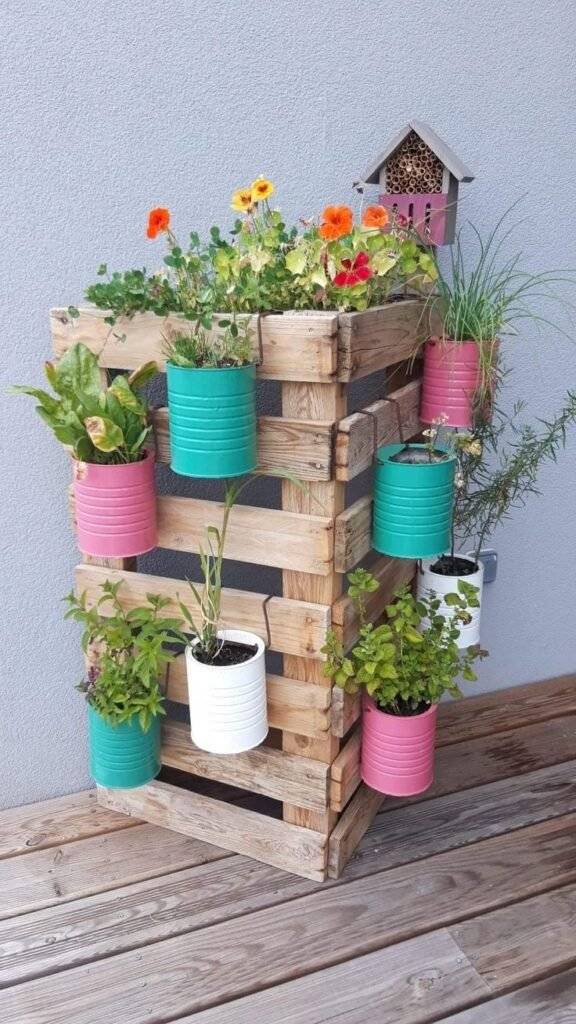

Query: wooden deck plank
left=0, top=823, right=229, bottom=920
left=2, top=814, right=576, bottom=1022
left=4, top=759, right=576, bottom=988
left=161, top=721, right=330, bottom=812
left=436, top=966, right=576, bottom=1023
left=0, top=791, right=138, bottom=860
left=153, top=408, right=335, bottom=482
left=330, top=712, right=576, bottom=816
left=75, top=565, right=331, bottom=660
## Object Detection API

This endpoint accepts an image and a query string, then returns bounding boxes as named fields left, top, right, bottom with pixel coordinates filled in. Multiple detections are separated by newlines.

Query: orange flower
left=319, top=205, right=353, bottom=240
left=362, top=205, right=389, bottom=229
left=147, top=207, right=170, bottom=239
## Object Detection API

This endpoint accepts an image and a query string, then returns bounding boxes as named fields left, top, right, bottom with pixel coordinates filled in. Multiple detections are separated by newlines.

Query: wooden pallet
left=51, top=300, right=427, bottom=881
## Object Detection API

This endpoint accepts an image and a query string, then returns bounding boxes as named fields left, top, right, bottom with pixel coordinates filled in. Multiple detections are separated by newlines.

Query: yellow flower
left=251, top=177, right=275, bottom=202
left=231, top=188, right=254, bottom=213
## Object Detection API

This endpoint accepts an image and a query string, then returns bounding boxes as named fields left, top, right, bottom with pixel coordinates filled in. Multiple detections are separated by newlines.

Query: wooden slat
left=152, top=407, right=334, bottom=482
left=337, top=300, right=431, bottom=382
left=329, top=727, right=362, bottom=812
left=75, top=565, right=330, bottom=661
left=328, top=784, right=384, bottom=878
left=50, top=308, right=339, bottom=383
left=437, top=672, right=576, bottom=745
left=0, top=823, right=229, bottom=920
left=161, top=721, right=330, bottom=812
left=0, top=791, right=139, bottom=861
left=281, top=380, right=345, bottom=833
left=4, top=758, right=576, bottom=991
left=165, top=658, right=331, bottom=738
left=331, top=712, right=576, bottom=818
left=98, top=781, right=327, bottom=881
left=334, top=495, right=372, bottom=573
left=79, top=495, right=332, bottom=575
left=437, top=967, right=576, bottom=1023
left=335, top=380, right=422, bottom=481
left=5, top=814, right=576, bottom=1023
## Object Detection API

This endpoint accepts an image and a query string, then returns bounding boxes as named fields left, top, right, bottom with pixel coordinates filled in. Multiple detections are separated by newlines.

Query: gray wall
left=2, top=0, right=576, bottom=808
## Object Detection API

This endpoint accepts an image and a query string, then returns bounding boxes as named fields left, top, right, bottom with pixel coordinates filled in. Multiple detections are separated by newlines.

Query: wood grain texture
left=0, top=791, right=138, bottom=860
left=161, top=721, right=330, bottom=812
left=152, top=407, right=335, bottom=481
left=281, top=380, right=345, bottom=833
left=337, top=300, right=430, bottom=381
left=0, top=822, right=228, bottom=920
left=51, top=308, right=339, bottom=383
left=134, top=494, right=333, bottom=575
left=98, top=781, right=327, bottom=882
left=165, top=657, right=332, bottom=738
left=4, top=814, right=576, bottom=1023
left=329, top=727, right=362, bottom=812
left=437, top=966, right=576, bottom=1023
left=335, top=379, right=423, bottom=481
left=328, top=784, right=384, bottom=878
left=334, top=495, right=372, bottom=573
left=75, top=564, right=331, bottom=660
left=4, top=761, right=576, bottom=992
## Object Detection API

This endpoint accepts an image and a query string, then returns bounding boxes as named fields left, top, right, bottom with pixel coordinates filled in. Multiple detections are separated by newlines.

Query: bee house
left=363, top=120, right=474, bottom=245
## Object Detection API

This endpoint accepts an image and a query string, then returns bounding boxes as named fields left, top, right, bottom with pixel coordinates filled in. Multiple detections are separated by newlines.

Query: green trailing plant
left=452, top=388, right=576, bottom=562
left=179, top=471, right=305, bottom=663
left=322, top=571, right=487, bottom=716
left=163, top=318, right=253, bottom=368
left=427, top=206, right=576, bottom=402
left=11, top=342, right=157, bottom=464
left=65, top=581, right=187, bottom=730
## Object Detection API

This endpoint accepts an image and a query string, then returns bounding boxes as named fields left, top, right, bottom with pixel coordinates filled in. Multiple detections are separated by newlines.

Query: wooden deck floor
left=1, top=674, right=576, bottom=1023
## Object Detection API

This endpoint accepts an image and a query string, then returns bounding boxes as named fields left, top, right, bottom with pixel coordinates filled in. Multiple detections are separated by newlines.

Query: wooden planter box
left=50, top=300, right=427, bottom=881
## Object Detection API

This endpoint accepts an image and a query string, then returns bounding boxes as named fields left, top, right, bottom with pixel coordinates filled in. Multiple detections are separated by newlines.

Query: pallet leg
left=281, top=381, right=346, bottom=833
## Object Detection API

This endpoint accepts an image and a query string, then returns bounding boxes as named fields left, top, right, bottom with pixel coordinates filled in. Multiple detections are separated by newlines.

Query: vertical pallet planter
left=51, top=298, right=426, bottom=881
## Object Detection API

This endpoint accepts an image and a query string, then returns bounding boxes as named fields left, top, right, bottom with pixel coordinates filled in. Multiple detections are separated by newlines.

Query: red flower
left=147, top=207, right=170, bottom=239
left=395, top=213, right=408, bottom=228
left=333, top=251, right=373, bottom=287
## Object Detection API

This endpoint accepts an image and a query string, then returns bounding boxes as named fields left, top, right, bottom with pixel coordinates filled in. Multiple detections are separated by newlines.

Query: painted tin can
left=417, top=554, right=484, bottom=648
left=361, top=695, right=437, bottom=796
left=87, top=707, right=161, bottom=789
left=420, top=338, right=480, bottom=428
left=73, top=449, right=157, bottom=558
left=166, top=363, right=257, bottom=478
left=372, top=444, right=455, bottom=559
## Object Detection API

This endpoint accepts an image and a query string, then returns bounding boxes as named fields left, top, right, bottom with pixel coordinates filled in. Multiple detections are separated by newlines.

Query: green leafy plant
left=452, top=388, right=576, bottom=562
left=65, top=581, right=187, bottom=730
left=163, top=318, right=253, bottom=368
left=179, top=471, right=305, bottom=663
left=322, top=571, right=487, bottom=716
left=11, top=343, right=157, bottom=463
left=427, top=206, right=576, bottom=400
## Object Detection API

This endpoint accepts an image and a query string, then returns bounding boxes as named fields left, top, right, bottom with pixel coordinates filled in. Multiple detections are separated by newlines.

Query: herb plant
left=12, top=342, right=157, bottom=464
left=163, top=319, right=253, bottom=368
left=323, top=571, right=487, bottom=716
left=65, top=581, right=187, bottom=730
left=452, top=388, right=576, bottom=562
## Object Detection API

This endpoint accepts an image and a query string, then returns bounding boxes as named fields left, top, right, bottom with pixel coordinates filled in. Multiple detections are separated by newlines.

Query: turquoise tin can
left=87, top=707, right=161, bottom=789
left=372, top=444, right=456, bottom=559
left=166, top=363, right=257, bottom=478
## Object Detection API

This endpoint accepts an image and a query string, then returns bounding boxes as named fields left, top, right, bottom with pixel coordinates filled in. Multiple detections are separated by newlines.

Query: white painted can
left=417, top=554, right=484, bottom=649
left=185, top=629, right=268, bottom=754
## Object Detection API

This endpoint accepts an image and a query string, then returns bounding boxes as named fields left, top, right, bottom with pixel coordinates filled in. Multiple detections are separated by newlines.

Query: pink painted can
left=420, top=338, right=480, bottom=429
left=73, top=449, right=157, bottom=558
left=361, top=695, right=438, bottom=797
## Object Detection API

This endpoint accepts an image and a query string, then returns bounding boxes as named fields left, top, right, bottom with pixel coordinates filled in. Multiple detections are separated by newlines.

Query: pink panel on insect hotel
left=378, top=192, right=448, bottom=246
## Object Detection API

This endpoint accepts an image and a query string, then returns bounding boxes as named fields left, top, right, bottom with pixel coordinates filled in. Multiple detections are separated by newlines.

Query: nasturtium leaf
left=285, top=249, right=307, bottom=275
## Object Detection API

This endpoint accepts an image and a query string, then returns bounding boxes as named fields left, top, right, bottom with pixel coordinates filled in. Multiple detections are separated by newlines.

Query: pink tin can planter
left=361, top=695, right=438, bottom=797
left=73, top=449, right=157, bottom=558
left=420, top=338, right=481, bottom=429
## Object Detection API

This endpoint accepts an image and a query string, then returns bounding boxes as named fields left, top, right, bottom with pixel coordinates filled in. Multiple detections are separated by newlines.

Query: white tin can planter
left=417, top=554, right=484, bottom=649
left=185, top=629, right=268, bottom=754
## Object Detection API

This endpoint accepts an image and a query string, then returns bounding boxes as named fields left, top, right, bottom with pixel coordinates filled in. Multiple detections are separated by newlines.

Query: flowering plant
left=81, top=179, right=437, bottom=332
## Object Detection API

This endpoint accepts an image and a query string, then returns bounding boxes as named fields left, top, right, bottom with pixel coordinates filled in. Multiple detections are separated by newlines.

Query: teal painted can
left=166, top=363, right=257, bottom=478
left=372, top=444, right=456, bottom=559
left=87, top=707, right=161, bottom=788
